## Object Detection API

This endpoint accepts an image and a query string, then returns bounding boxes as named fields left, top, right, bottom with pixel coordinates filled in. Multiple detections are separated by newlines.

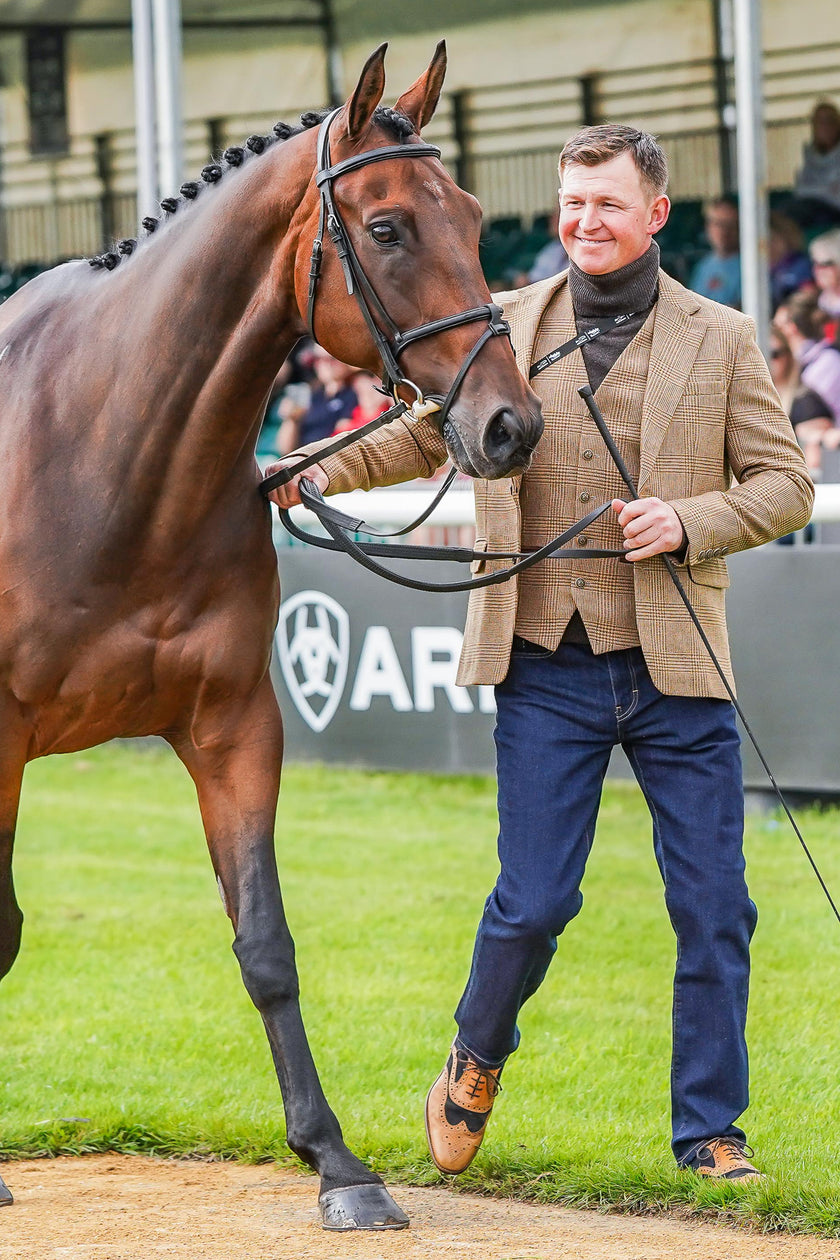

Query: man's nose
left=579, top=201, right=600, bottom=231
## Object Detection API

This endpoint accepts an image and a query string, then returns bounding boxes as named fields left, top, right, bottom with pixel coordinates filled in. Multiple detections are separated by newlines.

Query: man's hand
left=264, top=460, right=329, bottom=510
left=612, top=497, right=686, bottom=561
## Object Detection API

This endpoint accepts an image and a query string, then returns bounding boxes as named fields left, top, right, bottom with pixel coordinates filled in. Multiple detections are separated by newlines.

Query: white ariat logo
left=275, top=590, right=349, bottom=732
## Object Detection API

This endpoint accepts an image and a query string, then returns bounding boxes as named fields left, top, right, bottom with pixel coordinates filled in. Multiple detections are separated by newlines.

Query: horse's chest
left=13, top=593, right=274, bottom=757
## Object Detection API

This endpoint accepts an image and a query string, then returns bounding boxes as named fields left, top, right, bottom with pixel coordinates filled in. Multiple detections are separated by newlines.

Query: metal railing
left=0, top=40, right=838, bottom=264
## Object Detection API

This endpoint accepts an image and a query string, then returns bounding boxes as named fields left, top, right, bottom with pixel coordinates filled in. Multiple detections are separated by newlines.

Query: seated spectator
left=775, top=290, right=840, bottom=425
left=689, top=198, right=741, bottom=307
left=528, top=211, right=569, bottom=282
left=334, top=371, right=392, bottom=433
left=790, top=101, right=840, bottom=228
left=809, top=229, right=840, bottom=341
left=769, top=322, right=834, bottom=472
left=277, top=345, right=357, bottom=454
left=769, top=212, right=813, bottom=308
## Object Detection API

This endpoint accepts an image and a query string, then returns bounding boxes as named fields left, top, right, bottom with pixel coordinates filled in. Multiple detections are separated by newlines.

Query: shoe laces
left=687, top=1136, right=754, bottom=1167
left=454, top=1051, right=502, bottom=1101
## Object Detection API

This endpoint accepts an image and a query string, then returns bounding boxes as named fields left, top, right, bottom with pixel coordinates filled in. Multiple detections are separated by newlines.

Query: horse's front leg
left=172, top=676, right=408, bottom=1231
left=0, top=703, right=31, bottom=1207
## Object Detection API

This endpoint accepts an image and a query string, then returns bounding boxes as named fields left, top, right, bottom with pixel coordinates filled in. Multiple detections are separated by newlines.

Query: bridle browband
left=306, top=106, right=512, bottom=423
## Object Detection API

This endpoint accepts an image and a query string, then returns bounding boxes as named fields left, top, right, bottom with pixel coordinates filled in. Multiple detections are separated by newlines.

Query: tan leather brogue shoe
left=683, top=1137, right=764, bottom=1181
left=424, top=1044, right=502, bottom=1174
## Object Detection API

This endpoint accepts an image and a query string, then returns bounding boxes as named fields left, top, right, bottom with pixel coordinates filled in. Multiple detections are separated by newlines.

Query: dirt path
left=0, top=1155, right=837, bottom=1260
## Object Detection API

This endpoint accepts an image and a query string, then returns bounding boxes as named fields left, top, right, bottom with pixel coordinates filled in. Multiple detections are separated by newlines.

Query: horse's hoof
left=0, top=1174, right=12, bottom=1206
left=319, top=1182, right=409, bottom=1231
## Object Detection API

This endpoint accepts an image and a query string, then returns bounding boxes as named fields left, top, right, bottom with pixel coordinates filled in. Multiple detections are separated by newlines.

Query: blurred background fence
left=0, top=38, right=838, bottom=272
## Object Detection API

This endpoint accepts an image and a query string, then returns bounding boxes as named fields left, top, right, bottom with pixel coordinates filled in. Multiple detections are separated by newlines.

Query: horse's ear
left=393, top=40, right=447, bottom=132
left=342, top=43, right=388, bottom=140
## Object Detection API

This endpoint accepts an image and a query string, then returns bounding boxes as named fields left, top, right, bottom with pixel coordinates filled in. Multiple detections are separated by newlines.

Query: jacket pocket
left=688, top=559, right=730, bottom=589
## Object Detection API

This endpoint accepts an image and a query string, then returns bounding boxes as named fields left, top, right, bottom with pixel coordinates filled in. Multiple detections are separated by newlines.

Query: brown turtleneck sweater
left=570, top=239, right=660, bottom=392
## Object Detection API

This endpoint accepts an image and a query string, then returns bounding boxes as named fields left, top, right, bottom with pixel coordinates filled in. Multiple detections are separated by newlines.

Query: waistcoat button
left=578, top=535, right=589, bottom=545
left=580, top=491, right=591, bottom=502
left=575, top=577, right=586, bottom=589
left=582, top=449, right=594, bottom=460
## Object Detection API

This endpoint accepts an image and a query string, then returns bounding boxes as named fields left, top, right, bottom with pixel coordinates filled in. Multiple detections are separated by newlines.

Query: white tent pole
left=131, top=0, right=158, bottom=219
left=733, top=0, right=770, bottom=352
left=152, top=0, right=183, bottom=201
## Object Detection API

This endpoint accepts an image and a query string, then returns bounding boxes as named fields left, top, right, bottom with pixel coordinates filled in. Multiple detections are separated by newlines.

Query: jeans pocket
left=511, top=635, right=555, bottom=658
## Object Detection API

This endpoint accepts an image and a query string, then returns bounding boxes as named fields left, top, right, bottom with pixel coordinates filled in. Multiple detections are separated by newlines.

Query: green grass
left=1, top=741, right=840, bottom=1234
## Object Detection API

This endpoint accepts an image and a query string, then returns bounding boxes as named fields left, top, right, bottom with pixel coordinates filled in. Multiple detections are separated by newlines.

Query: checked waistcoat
left=514, top=282, right=653, bottom=653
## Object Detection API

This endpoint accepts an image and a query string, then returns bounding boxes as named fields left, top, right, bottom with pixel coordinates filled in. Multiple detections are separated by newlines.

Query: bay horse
left=0, top=42, right=542, bottom=1229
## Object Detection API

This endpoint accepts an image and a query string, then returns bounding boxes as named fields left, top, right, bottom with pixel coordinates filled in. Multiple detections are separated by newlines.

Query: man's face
left=813, top=107, right=840, bottom=154
left=704, top=204, right=739, bottom=257
left=558, top=151, right=669, bottom=275
left=812, top=255, right=840, bottom=296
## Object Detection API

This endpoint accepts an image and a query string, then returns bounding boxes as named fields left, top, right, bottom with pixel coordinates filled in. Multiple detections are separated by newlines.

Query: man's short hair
left=559, top=124, right=669, bottom=199
left=704, top=195, right=739, bottom=219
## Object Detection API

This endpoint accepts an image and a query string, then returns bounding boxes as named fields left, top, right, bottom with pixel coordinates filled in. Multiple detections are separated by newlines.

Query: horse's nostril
left=483, top=407, right=532, bottom=461
left=487, top=411, right=517, bottom=453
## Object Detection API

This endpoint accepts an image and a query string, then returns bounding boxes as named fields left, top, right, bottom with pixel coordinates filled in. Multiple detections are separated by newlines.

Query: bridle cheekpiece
left=306, top=107, right=512, bottom=426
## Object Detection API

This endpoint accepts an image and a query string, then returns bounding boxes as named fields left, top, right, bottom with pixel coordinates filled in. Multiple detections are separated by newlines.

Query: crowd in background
left=262, top=98, right=840, bottom=493
left=663, top=99, right=840, bottom=480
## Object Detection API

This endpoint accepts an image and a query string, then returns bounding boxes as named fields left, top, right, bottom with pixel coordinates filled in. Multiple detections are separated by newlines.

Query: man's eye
left=370, top=223, right=399, bottom=244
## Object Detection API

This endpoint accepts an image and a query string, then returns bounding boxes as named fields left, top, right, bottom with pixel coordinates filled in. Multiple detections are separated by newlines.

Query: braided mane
left=89, top=106, right=415, bottom=272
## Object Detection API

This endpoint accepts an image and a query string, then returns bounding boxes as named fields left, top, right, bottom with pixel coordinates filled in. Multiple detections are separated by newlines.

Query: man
left=689, top=197, right=741, bottom=309
left=267, top=125, right=813, bottom=1181
left=792, top=101, right=840, bottom=228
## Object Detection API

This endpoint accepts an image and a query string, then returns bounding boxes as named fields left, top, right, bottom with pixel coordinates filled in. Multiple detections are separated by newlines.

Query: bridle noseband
left=306, top=107, right=512, bottom=426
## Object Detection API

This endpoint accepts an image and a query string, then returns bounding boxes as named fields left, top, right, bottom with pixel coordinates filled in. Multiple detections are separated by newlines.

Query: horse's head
left=294, top=43, right=544, bottom=480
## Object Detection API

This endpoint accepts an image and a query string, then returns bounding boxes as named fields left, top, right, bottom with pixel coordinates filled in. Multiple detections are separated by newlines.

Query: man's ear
left=339, top=44, right=388, bottom=142
left=393, top=40, right=447, bottom=132
left=650, top=194, right=671, bottom=236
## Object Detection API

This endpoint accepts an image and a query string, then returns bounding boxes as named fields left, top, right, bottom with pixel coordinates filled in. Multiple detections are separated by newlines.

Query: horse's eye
left=370, top=223, right=399, bottom=245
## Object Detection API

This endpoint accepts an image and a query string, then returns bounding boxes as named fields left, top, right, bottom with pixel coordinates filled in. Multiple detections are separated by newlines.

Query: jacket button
left=697, top=550, right=706, bottom=560
left=575, top=577, right=586, bottom=589
left=582, top=449, right=594, bottom=460
left=580, top=491, right=591, bottom=503
left=577, top=535, right=589, bottom=545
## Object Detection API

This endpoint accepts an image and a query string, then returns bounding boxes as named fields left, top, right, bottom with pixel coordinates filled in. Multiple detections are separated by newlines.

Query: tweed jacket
left=315, top=269, right=814, bottom=699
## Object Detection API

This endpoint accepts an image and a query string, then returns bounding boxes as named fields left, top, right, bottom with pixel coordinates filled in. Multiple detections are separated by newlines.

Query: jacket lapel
left=500, top=270, right=571, bottom=377
left=638, top=272, right=705, bottom=490
left=497, top=271, right=571, bottom=492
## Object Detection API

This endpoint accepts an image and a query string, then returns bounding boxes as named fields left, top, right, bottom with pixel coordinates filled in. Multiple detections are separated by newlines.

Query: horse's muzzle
left=480, top=405, right=544, bottom=477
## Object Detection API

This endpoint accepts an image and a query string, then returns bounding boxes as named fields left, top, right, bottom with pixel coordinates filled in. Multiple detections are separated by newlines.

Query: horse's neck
left=100, top=147, right=311, bottom=503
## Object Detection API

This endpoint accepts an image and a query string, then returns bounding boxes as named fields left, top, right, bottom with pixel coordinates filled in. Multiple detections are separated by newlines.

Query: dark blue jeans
left=454, top=640, right=756, bottom=1162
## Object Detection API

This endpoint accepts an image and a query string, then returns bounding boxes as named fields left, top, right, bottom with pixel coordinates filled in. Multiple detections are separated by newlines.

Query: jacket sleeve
left=669, top=319, right=815, bottom=562
left=287, top=412, right=449, bottom=494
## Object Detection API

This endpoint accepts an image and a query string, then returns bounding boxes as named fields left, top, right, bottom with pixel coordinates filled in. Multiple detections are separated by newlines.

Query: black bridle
left=260, top=108, right=626, bottom=587
left=307, top=106, right=512, bottom=423
left=261, top=106, right=515, bottom=504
